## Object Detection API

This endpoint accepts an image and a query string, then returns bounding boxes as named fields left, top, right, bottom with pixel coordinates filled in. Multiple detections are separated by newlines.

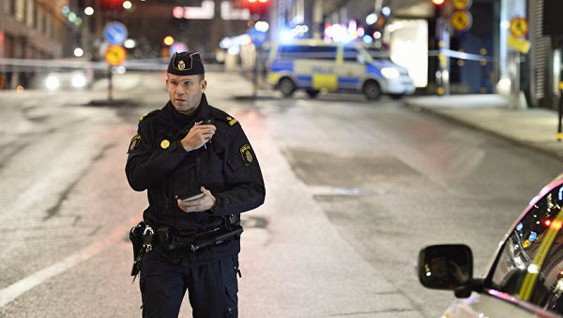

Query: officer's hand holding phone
left=177, top=186, right=216, bottom=213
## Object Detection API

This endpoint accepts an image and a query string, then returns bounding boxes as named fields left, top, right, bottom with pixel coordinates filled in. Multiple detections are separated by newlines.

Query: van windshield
left=364, top=47, right=391, bottom=61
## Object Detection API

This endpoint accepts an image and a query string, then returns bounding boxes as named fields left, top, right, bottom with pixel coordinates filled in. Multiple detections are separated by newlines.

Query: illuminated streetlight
left=255, top=21, right=269, bottom=32
left=124, top=39, right=136, bottom=49
left=74, top=47, right=84, bottom=57
left=163, top=35, right=175, bottom=46
left=84, top=6, right=94, bottom=16
left=366, top=13, right=378, bottom=25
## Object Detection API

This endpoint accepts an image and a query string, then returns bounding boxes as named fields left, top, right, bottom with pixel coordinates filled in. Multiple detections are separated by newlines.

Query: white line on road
left=0, top=221, right=136, bottom=308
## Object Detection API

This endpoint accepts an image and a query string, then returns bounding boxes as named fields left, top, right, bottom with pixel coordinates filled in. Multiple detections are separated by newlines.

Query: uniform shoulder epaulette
left=209, top=107, right=239, bottom=127
left=139, top=109, right=160, bottom=122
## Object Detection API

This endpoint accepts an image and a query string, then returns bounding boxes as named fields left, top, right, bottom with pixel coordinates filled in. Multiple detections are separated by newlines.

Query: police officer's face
left=166, top=73, right=207, bottom=115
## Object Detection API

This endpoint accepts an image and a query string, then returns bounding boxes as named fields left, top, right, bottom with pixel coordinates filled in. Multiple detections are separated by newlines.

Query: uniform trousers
left=140, top=246, right=239, bottom=318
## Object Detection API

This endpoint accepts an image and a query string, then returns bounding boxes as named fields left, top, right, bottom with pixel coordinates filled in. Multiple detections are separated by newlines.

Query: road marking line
left=0, top=222, right=133, bottom=308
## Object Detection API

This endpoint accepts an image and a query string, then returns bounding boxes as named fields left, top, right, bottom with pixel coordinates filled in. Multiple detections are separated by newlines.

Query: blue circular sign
left=103, top=22, right=128, bottom=45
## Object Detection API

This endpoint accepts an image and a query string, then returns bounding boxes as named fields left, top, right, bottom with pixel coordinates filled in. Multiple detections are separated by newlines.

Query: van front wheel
left=363, top=81, right=381, bottom=100
left=279, top=78, right=296, bottom=97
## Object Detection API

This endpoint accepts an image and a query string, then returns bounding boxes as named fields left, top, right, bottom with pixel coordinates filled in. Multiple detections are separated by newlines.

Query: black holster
left=129, top=222, right=147, bottom=277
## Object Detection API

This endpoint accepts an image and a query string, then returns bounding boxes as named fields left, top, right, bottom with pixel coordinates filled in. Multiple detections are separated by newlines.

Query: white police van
left=266, top=39, right=415, bottom=100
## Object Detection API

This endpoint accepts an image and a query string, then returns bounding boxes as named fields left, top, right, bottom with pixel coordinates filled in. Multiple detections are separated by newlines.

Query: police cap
left=167, top=51, right=205, bottom=76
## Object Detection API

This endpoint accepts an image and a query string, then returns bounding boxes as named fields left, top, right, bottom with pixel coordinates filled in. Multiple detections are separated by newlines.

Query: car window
left=278, top=45, right=337, bottom=60
left=343, top=47, right=360, bottom=62
left=490, top=183, right=563, bottom=314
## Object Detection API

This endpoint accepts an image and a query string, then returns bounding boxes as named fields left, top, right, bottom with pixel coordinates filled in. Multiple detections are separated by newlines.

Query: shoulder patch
left=128, top=134, right=141, bottom=153
left=239, top=144, right=255, bottom=166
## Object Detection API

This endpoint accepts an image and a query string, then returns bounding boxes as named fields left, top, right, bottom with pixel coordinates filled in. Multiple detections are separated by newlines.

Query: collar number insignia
left=239, top=144, right=254, bottom=166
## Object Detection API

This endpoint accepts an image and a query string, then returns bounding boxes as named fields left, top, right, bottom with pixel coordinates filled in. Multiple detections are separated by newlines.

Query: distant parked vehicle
left=39, top=70, right=93, bottom=91
left=266, top=39, right=415, bottom=100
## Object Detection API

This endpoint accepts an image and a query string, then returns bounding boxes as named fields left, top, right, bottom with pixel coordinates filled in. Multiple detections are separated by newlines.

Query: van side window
left=490, top=184, right=563, bottom=314
left=278, top=45, right=337, bottom=60
left=343, top=47, right=360, bottom=62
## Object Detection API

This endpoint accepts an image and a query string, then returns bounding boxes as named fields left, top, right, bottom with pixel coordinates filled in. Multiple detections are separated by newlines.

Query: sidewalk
left=403, top=94, right=563, bottom=160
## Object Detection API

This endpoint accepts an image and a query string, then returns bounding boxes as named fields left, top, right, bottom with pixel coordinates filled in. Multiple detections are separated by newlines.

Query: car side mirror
left=418, top=244, right=473, bottom=292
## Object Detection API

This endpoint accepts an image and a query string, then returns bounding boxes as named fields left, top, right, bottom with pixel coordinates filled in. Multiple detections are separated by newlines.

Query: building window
left=15, top=0, right=25, bottom=22
left=26, top=0, right=34, bottom=27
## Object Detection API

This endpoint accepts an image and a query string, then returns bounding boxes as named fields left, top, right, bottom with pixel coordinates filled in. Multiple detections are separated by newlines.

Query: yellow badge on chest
left=160, top=139, right=170, bottom=149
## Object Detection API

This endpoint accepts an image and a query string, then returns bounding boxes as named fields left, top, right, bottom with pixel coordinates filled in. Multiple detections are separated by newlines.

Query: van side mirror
left=418, top=244, right=473, bottom=292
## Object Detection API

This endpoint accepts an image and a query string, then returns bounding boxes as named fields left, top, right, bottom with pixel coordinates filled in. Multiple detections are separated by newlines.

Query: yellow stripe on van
left=313, top=74, right=337, bottom=91
left=267, top=73, right=281, bottom=86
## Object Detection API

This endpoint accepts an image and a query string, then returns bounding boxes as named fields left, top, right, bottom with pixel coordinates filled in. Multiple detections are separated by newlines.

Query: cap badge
left=177, top=60, right=186, bottom=70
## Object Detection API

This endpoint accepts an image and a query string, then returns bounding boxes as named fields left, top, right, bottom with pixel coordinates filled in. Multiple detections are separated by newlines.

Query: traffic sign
left=452, top=0, right=472, bottom=10
left=507, top=36, right=530, bottom=54
left=105, top=45, right=127, bottom=66
left=509, top=16, right=528, bottom=38
left=103, top=22, right=128, bottom=45
left=451, top=10, right=473, bottom=32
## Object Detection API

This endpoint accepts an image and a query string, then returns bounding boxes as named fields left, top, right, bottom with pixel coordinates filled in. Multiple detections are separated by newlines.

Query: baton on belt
left=190, top=225, right=243, bottom=252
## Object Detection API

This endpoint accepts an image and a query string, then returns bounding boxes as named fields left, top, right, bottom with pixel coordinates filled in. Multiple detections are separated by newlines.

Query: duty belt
left=156, top=225, right=243, bottom=252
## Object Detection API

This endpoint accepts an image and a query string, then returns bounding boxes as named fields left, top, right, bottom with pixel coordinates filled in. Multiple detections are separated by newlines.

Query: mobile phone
left=182, top=192, right=204, bottom=202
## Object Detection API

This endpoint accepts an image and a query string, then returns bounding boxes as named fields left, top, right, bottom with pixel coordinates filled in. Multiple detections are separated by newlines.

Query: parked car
left=266, top=39, right=415, bottom=100
left=42, top=70, right=93, bottom=91
left=418, top=173, right=563, bottom=317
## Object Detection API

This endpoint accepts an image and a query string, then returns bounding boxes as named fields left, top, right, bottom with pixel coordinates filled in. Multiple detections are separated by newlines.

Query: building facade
left=0, top=0, right=79, bottom=89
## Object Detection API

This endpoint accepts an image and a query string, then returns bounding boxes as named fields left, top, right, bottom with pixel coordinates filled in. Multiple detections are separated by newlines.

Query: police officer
left=126, top=51, right=265, bottom=318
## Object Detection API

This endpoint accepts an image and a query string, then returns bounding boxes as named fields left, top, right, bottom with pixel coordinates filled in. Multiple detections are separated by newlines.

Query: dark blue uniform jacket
left=126, top=94, right=265, bottom=262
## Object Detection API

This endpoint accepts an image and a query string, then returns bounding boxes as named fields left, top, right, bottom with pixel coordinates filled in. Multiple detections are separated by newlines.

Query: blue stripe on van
left=338, top=77, right=360, bottom=89
left=296, top=75, right=313, bottom=87
left=271, top=60, right=294, bottom=72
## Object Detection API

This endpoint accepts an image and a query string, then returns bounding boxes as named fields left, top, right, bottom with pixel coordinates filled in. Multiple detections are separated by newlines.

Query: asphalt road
left=0, top=71, right=561, bottom=317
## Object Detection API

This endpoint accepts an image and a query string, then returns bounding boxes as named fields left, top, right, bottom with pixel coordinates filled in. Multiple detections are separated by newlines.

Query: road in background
left=0, top=71, right=561, bottom=317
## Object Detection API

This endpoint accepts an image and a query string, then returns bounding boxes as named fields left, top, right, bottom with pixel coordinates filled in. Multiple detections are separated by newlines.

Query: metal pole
left=107, top=65, right=113, bottom=102
left=312, top=0, right=323, bottom=40
left=435, top=4, right=450, bottom=96
left=558, top=86, right=562, bottom=141
left=557, top=38, right=563, bottom=141
left=252, top=51, right=258, bottom=97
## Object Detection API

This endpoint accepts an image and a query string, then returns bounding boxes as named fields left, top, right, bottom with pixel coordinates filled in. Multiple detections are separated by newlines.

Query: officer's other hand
left=180, top=121, right=216, bottom=152
left=177, top=186, right=217, bottom=213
